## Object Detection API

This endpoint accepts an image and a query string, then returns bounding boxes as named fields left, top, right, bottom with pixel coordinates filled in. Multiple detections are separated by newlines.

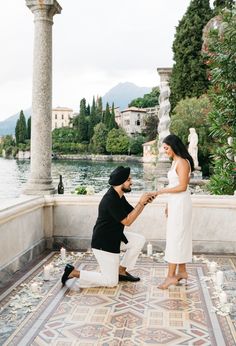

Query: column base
left=23, top=178, right=56, bottom=195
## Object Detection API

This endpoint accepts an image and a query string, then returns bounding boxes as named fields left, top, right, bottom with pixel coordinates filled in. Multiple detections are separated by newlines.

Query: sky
left=0, top=0, right=193, bottom=122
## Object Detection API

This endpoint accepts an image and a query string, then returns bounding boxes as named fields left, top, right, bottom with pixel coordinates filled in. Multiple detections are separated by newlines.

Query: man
left=61, top=166, right=155, bottom=288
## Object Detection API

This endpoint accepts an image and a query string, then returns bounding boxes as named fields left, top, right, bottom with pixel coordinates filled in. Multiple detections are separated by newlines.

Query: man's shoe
left=119, top=272, right=140, bottom=282
left=61, top=264, right=74, bottom=286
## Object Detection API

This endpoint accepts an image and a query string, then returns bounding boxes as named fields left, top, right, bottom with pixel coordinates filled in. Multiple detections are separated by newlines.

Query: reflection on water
left=0, top=158, right=157, bottom=199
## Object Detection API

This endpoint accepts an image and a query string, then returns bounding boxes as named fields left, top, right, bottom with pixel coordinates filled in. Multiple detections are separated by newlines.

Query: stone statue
left=188, top=128, right=199, bottom=169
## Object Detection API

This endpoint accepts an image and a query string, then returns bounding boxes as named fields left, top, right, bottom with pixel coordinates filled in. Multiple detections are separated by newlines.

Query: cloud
left=0, top=0, right=191, bottom=121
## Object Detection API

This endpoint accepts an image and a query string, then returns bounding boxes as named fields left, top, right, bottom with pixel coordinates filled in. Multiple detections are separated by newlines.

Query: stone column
left=24, top=0, right=62, bottom=195
left=155, top=68, right=172, bottom=182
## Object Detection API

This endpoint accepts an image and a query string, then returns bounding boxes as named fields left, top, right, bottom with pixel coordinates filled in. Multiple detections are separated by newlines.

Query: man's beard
left=122, top=186, right=131, bottom=193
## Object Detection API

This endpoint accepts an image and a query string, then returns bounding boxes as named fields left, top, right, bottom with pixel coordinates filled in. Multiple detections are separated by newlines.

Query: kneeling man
left=62, top=166, right=155, bottom=288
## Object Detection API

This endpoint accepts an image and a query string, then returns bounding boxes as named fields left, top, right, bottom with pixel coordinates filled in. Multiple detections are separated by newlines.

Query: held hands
left=139, top=192, right=156, bottom=206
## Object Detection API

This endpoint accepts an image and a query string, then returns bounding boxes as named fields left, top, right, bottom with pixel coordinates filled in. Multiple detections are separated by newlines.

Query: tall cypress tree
left=88, top=96, right=96, bottom=140
left=96, top=96, right=103, bottom=123
left=15, top=110, right=27, bottom=144
left=108, top=102, right=118, bottom=130
left=79, top=98, right=87, bottom=117
left=103, top=103, right=111, bottom=128
left=27, top=116, right=31, bottom=140
left=170, top=0, right=213, bottom=109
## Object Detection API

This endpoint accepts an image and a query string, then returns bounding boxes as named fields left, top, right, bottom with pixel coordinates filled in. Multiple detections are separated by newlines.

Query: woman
left=155, top=134, right=194, bottom=289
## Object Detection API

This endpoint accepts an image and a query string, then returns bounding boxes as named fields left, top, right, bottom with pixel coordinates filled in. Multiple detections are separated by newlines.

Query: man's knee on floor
left=103, top=276, right=118, bottom=287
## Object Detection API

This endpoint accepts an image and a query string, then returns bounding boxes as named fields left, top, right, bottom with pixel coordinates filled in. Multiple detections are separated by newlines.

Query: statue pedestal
left=192, top=169, right=202, bottom=179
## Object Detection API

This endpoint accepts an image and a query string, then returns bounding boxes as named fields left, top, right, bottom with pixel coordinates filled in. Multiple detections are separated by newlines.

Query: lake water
left=0, top=157, right=157, bottom=199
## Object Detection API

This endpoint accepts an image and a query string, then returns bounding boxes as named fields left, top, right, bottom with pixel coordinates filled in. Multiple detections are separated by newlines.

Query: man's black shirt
left=91, top=187, right=134, bottom=253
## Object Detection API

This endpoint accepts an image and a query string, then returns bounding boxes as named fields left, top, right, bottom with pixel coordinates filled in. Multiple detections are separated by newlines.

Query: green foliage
left=96, top=97, right=103, bottom=121
left=27, top=116, right=31, bottom=140
left=52, top=128, right=88, bottom=153
left=170, top=95, right=212, bottom=175
left=143, top=115, right=158, bottom=141
left=15, top=110, right=27, bottom=145
left=129, top=135, right=145, bottom=155
left=103, top=103, right=111, bottom=128
left=75, top=186, right=87, bottom=194
left=90, top=123, right=109, bottom=154
left=79, top=98, right=87, bottom=117
left=129, top=87, right=160, bottom=108
left=206, top=5, right=236, bottom=194
left=2, top=135, right=15, bottom=148
left=213, top=0, right=234, bottom=15
left=170, top=0, right=212, bottom=109
left=108, top=103, right=118, bottom=130
left=106, top=128, right=129, bottom=154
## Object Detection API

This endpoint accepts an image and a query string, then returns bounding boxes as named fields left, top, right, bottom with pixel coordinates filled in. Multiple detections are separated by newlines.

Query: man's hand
left=139, top=193, right=156, bottom=206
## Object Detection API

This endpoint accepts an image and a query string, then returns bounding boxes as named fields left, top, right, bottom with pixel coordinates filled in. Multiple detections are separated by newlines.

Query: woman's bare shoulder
left=176, top=158, right=189, bottom=170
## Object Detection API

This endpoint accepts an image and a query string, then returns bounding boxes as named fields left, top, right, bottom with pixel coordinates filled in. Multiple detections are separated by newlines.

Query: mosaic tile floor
left=0, top=252, right=236, bottom=346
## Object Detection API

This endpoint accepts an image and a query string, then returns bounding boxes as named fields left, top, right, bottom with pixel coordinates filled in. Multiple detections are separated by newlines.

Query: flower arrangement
left=75, top=185, right=95, bottom=195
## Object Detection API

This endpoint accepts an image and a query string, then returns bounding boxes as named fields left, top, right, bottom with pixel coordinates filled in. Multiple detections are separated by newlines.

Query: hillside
left=0, top=82, right=152, bottom=136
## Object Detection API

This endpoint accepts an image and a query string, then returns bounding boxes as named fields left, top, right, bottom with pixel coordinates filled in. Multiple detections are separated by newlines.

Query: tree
left=15, top=110, right=27, bottom=145
left=106, top=128, right=129, bottom=154
left=108, top=103, right=118, bottom=130
left=90, top=123, right=109, bottom=154
left=96, top=96, right=103, bottom=123
left=129, top=135, right=145, bottom=155
left=103, top=102, right=111, bottom=128
left=143, top=115, right=158, bottom=141
left=88, top=96, right=96, bottom=140
left=27, top=116, right=31, bottom=140
left=170, top=95, right=212, bottom=176
left=170, top=0, right=213, bottom=109
left=79, top=98, right=87, bottom=117
left=205, top=5, right=236, bottom=194
left=129, top=87, right=160, bottom=108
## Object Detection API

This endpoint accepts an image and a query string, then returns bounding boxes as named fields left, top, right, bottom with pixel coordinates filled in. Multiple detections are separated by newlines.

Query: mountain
left=0, top=82, right=152, bottom=136
left=102, top=82, right=152, bottom=110
left=0, top=108, right=31, bottom=136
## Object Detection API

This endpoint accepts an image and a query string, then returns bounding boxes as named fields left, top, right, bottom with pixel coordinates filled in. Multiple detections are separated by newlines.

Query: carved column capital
left=26, top=0, right=62, bottom=22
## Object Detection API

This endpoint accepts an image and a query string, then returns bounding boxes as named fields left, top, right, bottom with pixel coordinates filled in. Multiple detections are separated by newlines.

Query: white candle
left=60, top=247, right=66, bottom=260
left=219, top=291, right=227, bottom=304
left=31, top=282, right=38, bottom=293
left=43, top=265, right=51, bottom=281
left=147, top=242, right=153, bottom=256
left=216, top=270, right=224, bottom=287
left=209, top=261, right=217, bottom=273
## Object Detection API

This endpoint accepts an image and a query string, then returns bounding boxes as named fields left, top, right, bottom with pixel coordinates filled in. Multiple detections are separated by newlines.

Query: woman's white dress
left=164, top=160, right=192, bottom=264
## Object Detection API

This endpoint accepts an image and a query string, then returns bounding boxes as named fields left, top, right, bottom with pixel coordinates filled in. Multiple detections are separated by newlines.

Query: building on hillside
left=115, top=106, right=159, bottom=136
left=120, top=107, right=147, bottom=136
left=52, top=107, right=74, bottom=130
left=145, top=106, right=159, bottom=118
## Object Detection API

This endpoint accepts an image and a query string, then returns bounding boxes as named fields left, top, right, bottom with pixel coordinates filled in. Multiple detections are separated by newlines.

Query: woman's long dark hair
left=163, top=134, right=194, bottom=172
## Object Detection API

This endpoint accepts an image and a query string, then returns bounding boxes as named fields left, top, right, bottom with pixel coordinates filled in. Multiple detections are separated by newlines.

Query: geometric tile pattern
left=0, top=252, right=236, bottom=345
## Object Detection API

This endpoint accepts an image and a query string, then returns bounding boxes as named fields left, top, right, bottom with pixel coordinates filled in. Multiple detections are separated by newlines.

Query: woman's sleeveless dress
left=164, top=160, right=192, bottom=264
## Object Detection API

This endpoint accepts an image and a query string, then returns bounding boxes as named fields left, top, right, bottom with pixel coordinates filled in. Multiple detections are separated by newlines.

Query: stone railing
left=0, top=194, right=235, bottom=286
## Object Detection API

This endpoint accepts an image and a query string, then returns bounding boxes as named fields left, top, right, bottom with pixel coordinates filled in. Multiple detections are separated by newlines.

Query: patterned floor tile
left=0, top=252, right=236, bottom=345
